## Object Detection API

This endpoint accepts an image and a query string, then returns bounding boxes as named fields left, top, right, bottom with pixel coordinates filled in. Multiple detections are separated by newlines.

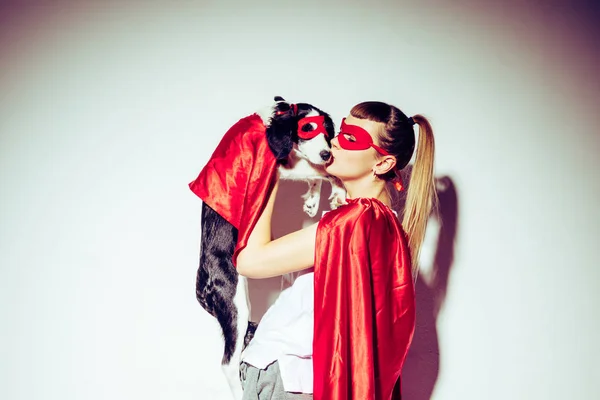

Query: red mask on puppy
left=297, top=115, right=327, bottom=140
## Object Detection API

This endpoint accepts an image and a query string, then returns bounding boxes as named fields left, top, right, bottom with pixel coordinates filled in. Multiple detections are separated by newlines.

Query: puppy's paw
left=303, top=195, right=319, bottom=217
left=328, top=187, right=347, bottom=210
left=301, top=179, right=322, bottom=217
left=329, top=197, right=344, bottom=210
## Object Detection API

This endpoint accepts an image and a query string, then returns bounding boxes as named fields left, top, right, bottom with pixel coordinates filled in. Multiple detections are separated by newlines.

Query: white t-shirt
left=241, top=270, right=315, bottom=393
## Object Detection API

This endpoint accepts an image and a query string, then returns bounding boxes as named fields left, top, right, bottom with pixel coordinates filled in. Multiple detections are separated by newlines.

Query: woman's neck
left=343, top=177, right=391, bottom=208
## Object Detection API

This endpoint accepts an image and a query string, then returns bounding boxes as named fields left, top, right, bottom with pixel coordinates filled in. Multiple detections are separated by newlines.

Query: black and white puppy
left=258, top=97, right=346, bottom=216
left=196, top=97, right=344, bottom=399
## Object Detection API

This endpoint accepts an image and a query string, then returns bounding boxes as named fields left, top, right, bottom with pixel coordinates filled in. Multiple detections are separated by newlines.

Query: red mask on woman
left=338, top=118, right=390, bottom=155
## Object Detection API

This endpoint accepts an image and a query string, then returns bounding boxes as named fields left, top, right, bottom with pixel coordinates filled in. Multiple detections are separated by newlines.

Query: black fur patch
left=243, top=321, right=258, bottom=350
left=196, top=203, right=240, bottom=364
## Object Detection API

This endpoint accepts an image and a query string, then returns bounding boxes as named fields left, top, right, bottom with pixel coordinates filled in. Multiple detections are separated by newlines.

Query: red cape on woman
left=188, top=113, right=278, bottom=264
left=313, top=198, right=416, bottom=400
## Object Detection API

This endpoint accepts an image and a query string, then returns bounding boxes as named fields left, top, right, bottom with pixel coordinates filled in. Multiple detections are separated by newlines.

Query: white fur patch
left=255, top=103, right=276, bottom=128
left=297, top=135, right=330, bottom=165
left=302, top=179, right=322, bottom=217
left=278, top=155, right=328, bottom=180
left=222, top=276, right=250, bottom=400
left=328, top=178, right=347, bottom=209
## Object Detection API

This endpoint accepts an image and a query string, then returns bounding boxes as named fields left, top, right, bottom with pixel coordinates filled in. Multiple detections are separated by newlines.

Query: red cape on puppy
left=188, top=113, right=278, bottom=264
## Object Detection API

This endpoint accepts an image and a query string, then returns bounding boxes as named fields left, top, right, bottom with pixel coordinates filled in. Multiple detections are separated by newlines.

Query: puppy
left=258, top=96, right=346, bottom=215
left=195, top=97, right=344, bottom=399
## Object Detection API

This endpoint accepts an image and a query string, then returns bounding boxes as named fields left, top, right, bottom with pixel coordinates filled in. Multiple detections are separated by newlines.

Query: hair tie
left=407, top=116, right=415, bottom=126
left=274, top=103, right=298, bottom=117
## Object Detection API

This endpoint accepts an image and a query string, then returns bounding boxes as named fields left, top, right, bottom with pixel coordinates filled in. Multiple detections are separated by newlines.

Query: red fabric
left=313, top=198, right=416, bottom=400
left=339, top=117, right=390, bottom=155
left=298, top=115, right=327, bottom=140
left=188, top=113, right=278, bottom=265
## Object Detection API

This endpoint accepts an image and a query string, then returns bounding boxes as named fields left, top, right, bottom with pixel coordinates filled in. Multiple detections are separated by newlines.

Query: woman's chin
left=324, top=159, right=335, bottom=174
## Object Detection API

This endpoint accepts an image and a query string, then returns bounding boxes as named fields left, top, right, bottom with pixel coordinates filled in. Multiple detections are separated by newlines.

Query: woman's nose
left=331, top=136, right=340, bottom=149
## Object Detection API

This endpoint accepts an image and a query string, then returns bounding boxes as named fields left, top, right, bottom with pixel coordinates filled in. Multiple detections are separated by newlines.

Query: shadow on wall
left=400, top=172, right=459, bottom=400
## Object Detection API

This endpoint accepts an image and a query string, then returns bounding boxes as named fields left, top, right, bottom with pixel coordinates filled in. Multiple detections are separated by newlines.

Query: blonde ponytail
left=402, top=114, right=437, bottom=281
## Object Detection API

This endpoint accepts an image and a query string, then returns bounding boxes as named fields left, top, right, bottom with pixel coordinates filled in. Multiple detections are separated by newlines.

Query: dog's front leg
left=327, top=176, right=347, bottom=210
left=302, top=179, right=322, bottom=217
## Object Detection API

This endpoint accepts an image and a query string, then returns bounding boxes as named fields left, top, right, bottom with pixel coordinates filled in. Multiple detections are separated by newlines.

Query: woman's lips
left=325, top=154, right=334, bottom=167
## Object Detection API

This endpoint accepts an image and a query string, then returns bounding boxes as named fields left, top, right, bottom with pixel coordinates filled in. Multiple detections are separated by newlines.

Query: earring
left=393, top=175, right=404, bottom=191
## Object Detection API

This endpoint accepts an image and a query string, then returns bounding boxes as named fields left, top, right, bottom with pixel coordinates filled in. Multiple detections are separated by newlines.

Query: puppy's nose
left=320, top=150, right=331, bottom=161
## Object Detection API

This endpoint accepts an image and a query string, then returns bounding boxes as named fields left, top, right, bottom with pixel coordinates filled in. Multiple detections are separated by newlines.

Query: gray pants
left=240, top=361, right=313, bottom=400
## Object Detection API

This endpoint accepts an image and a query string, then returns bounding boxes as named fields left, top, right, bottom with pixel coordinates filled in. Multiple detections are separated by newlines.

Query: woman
left=237, top=101, right=436, bottom=400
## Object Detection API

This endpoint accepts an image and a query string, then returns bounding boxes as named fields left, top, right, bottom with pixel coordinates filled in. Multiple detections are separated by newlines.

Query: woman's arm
left=236, top=179, right=318, bottom=279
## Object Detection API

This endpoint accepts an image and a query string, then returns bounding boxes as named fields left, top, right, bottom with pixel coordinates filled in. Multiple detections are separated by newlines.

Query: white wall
left=1, top=1, right=598, bottom=399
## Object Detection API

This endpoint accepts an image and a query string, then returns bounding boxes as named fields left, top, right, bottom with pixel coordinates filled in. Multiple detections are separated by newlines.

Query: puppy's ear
left=274, top=96, right=285, bottom=102
left=322, top=112, right=336, bottom=142
left=266, top=118, right=294, bottom=162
